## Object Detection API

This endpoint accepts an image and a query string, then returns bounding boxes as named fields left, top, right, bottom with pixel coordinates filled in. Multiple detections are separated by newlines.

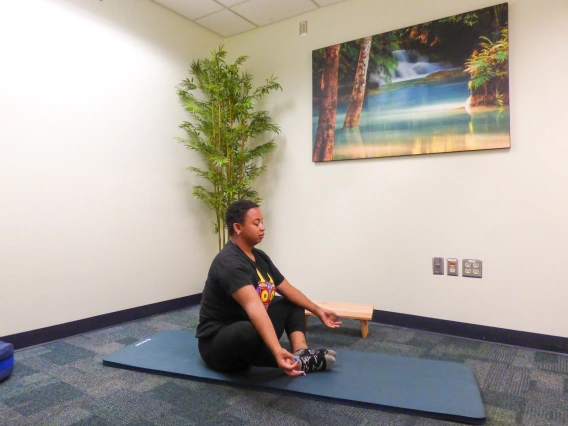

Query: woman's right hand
left=274, top=347, right=305, bottom=377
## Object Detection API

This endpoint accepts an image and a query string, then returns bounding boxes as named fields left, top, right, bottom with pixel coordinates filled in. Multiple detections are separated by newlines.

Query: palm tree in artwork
left=343, top=33, right=399, bottom=129
left=313, top=44, right=340, bottom=162
left=343, top=36, right=373, bottom=128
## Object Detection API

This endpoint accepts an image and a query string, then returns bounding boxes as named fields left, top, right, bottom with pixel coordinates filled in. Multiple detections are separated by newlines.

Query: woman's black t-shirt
left=195, top=241, right=285, bottom=339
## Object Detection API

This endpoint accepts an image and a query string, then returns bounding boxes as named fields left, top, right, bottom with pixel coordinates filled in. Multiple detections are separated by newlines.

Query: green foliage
left=439, top=13, right=480, bottom=27
left=177, top=46, right=282, bottom=250
left=368, top=32, right=401, bottom=87
left=402, top=4, right=507, bottom=66
left=464, top=28, right=509, bottom=107
left=312, top=34, right=400, bottom=97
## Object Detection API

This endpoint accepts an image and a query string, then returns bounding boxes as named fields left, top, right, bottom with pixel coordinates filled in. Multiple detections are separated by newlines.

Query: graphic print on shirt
left=256, top=269, right=275, bottom=310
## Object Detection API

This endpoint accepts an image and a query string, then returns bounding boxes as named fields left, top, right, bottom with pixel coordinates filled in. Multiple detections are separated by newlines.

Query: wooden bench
left=305, top=301, right=374, bottom=338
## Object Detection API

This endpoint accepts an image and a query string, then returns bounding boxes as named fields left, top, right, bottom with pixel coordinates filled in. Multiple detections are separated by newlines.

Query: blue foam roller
left=0, top=341, right=13, bottom=361
left=103, top=330, right=486, bottom=424
left=0, top=356, right=14, bottom=382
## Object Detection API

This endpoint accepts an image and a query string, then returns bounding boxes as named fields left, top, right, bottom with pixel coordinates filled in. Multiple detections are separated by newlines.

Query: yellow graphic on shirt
left=256, top=269, right=275, bottom=310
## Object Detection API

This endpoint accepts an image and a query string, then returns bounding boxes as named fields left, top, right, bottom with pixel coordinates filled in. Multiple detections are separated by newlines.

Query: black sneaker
left=295, top=348, right=337, bottom=358
left=294, top=349, right=335, bottom=372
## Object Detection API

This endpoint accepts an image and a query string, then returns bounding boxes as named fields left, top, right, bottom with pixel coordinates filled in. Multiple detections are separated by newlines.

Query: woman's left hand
left=317, top=308, right=342, bottom=328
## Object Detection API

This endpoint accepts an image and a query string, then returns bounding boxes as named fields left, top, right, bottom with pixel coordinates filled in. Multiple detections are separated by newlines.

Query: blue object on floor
left=103, top=330, right=486, bottom=424
left=0, top=341, right=14, bottom=382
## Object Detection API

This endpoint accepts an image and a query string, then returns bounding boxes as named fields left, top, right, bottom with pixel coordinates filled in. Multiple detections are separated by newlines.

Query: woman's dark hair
left=226, top=199, right=259, bottom=236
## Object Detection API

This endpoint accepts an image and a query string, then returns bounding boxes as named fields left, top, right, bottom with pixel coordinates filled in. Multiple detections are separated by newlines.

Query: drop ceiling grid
left=152, top=0, right=348, bottom=37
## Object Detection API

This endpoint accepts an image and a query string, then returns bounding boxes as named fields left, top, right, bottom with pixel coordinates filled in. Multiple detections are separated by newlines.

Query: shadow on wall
left=58, top=0, right=220, bottom=60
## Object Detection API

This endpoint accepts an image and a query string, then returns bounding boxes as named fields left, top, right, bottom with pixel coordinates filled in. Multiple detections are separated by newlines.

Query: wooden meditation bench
left=305, top=301, right=374, bottom=338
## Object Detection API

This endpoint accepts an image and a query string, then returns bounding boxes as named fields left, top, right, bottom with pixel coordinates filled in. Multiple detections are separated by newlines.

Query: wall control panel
left=432, top=257, right=482, bottom=278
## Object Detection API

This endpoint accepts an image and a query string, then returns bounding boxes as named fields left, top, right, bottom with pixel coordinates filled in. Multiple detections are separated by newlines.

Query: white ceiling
left=152, top=0, right=348, bottom=37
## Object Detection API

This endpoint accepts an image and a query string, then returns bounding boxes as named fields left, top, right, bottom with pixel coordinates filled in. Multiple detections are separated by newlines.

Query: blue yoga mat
left=103, top=330, right=485, bottom=424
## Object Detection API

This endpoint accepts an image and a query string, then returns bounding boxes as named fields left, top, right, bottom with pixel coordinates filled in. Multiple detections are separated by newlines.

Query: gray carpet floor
left=1, top=305, right=567, bottom=425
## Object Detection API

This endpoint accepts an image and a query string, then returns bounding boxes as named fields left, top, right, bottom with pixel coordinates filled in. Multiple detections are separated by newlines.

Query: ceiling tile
left=312, top=0, right=346, bottom=6
left=153, top=0, right=224, bottom=20
left=215, top=0, right=249, bottom=7
left=196, top=9, right=257, bottom=37
left=231, top=0, right=317, bottom=27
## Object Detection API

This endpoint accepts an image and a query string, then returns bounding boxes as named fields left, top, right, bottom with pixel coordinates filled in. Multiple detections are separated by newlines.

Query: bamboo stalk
left=240, top=119, right=246, bottom=199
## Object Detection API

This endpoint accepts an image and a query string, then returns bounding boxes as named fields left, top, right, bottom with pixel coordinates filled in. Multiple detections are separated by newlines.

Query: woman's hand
left=317, top=308, right=342, bottom=329
left=274, top=347, right=305, bottom=377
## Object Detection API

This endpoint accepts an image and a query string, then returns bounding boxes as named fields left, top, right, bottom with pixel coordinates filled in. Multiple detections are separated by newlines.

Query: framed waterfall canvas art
left=312, top=3, right=510, bottom=162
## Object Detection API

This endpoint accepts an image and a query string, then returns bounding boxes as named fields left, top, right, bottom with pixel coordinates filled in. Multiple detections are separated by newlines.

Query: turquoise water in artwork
left=313, top=76, right=510, bottom=160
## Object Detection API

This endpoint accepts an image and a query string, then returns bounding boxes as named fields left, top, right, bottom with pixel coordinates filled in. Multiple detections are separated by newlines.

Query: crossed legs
left=198, top=297, right=306, bottom=372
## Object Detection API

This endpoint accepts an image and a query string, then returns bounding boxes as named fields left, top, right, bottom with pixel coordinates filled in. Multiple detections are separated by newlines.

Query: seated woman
left=196, top=199, right=341, bottom=376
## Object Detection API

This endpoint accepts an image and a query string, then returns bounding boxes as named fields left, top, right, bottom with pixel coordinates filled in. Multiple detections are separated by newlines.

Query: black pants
left=198, top=297, right=305, bottom=372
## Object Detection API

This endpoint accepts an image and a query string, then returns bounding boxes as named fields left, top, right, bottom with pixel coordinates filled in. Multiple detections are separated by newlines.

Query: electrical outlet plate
left=462, top=259, right=482, bottom=278
left=447, top=258, right=458, bottom=276
left=433, top=257, right=444, bottom=275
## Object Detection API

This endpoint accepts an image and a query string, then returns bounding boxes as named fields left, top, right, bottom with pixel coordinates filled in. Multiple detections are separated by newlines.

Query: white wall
left=0, top=0, right=222, bottom=336
left=226, top=0, right=568, bottom=338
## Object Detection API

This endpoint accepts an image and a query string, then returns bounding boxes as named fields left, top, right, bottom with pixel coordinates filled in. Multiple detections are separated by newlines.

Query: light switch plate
left=462, top=259, right=482, bottom=278
left=433, top=257, right=444, bottom=275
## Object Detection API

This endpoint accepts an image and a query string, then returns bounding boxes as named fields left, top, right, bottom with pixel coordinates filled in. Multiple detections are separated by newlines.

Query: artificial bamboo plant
left=177, top=47, right=282, bottom=251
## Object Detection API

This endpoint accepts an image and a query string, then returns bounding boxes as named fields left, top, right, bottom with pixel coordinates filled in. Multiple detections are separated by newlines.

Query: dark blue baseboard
left=3, top=295, right=567, bottom=355
left=373, top=310, right=568, bottom=355
left=2, top=294, right=202, bottom=350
